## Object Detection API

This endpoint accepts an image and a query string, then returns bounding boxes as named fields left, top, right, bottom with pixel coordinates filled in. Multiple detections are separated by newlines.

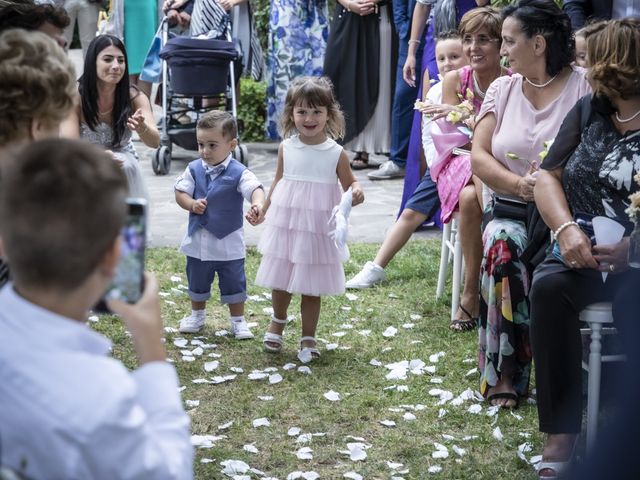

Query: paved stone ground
left=69, top=49, right=439, bottom=248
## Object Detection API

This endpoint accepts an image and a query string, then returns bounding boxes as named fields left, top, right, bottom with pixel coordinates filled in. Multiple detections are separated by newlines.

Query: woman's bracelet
left=553, top=220, right=579, bottom=241
left=408, top=39, right=421, bottom=45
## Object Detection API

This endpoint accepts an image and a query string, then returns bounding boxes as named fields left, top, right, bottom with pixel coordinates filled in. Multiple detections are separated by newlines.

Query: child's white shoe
left=230, top=318, right=254, bottom=340
left=345, top=261, right=386, bottom=289
left=179, top=314, right=205, bottom=334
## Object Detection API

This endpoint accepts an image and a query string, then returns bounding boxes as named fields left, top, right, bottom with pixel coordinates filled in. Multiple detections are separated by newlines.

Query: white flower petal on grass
left=243, top=444, right=259, bottom=454
left=326, top=343, right=339, bottom=350
left=248, top=372, right=269, bottom=381
left=380, top=420, right=396, bottom=427
left=88, top=315, right=99, bottom=323
left=519, top=432, right=532, bottom=438
left=164, top=300, right=177, bottom=306
left=204, top=361, right=219, bottom=372
left=229, top=367, right=244, bottom=373
left=287, top=472, right=319, bottom=480
left=428, top=466, right=442, bottom=474
left=452, top=445, right=466, bottom=457
left=345, top=293, right=358, bottom=301
left=211, top=374, right=236, bottom=384
left=297, top=366, right=312, bottom=375
left=359, top=329, right=372, bottom=336
left=283, top=363, right=297, bottom=370
left=492, top=426, right=503, bottom=441
left=332, top=331, right=347, bottom=338
left=191, top=347, right=204, bottom=356
left=510, top=411, right=523, bottom=421
left=388, top=293, right=399, bottom=299
left=343, top=472, right=363, bottom=480
left=218, top=421, right=233, bottom=430
left=191, top=434, right=226, bottom=448
left=386, top=461, right=403, bottom=470
left=403, top=412, right=417, bottom=421
left=208, top=352, right=222, bottom=358
left=252, top=417, right=270, bottom=428
left=430, top=378, right=443, bottom=384
left=462, top=435, right=479, bottom=441
left=214, top=330, right=229, bottom=337
left=382, top=347, right=393, bottom=353
left=298, top=349, right=313, bottom=364
left=170, top=287, right=186, bottom=296
left=185, top=400, right=200, bottom=408
left=296, top=447, right=313, bottom=460
left=158, top=291, right=170, bottom=297
left=386, top=368, right=407, bottom=381
left=369, top=359, right=382, bottom=367
left=164, top=326, right=179, bottom=333
left=530, top=455, right=543, bottom=466
left=182, top=356, right=196, bottom=362
left=410, top=314, right=422, bottom=321
left=262, top=307, right=274, bottom=315
left=402, top=323, right=415, bottom=329
left=192, top=378, right=210, bottom=384
left=200, top=458, right=215, bottom=464
left=428, top=389, right=454, bottom=405
left=170, top=275, right=182, bottom=282
left=339, top=442, right=368, bottom=462
left=465, top=367, right=478, bottom=377
left=486, top=405, right=500, bottom=417
left=429, top=351, right=445, bottom=363
left=383, top=326, right=398, bottom=337
left=269, top=373, right=283, bottom=384
left=467, top=404, right=482, bottom=414
left=516, top=442, right=533, bottom=463
left=174, top=338, right=189, bottom=348
left=324, top=390, right=341, bottom=402
left=221, top=459, right=251, bottom=475
left=288, top=427, right=301, bottom=436
left=296, top=433, right=313, bottom=443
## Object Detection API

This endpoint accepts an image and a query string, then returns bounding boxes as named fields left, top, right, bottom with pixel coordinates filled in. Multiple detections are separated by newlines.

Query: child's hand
left=245, top=203, right=264, bottom=225
left=351, top=184, right=364, bottom=206
left=420, top=103, right=455, bottom=121
left=105, top=149, right=124, bottom=168
left=127, top=108, right=146, bottom=133
left=191, top=198, right=207, bottom=215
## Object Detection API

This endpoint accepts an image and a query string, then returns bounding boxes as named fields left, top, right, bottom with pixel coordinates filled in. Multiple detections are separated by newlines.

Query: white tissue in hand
left=328, top=187, right=353, bottom=262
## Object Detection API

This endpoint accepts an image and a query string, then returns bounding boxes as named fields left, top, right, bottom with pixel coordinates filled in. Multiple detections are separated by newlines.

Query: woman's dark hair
left=80, top=34, right=135, bottom=148
left=502, top=0, right=574, bottom=77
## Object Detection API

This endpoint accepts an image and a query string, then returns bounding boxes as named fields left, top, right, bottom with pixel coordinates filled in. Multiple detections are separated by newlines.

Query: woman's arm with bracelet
left=402, top=2, right=431, bottom=87
left=471, top=113, right=535, bottom=201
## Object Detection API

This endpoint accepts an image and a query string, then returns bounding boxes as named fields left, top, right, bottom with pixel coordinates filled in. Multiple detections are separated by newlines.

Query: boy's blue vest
left=187, top=158, right=247, bottom=239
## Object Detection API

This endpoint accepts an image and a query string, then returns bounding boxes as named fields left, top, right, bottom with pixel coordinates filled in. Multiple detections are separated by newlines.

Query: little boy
left=0, top=139, right=193, bottom=479
left=175, top=110, right=264, bottom=337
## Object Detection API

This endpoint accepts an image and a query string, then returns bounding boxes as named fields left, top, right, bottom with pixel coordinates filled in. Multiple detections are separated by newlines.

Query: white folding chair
left=579, top=302, right=626, bottom=450
left=436, top=212, right=464, bottom=321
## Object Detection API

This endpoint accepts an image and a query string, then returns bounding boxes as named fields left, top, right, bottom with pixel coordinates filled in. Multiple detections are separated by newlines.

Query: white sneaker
left=345, top=261, right=386, bottom=289
left=230, top=319, right=254, bottom=340
left=179, top=314, right=205, bottom=334
left=367, top=160, right=405, bottom=180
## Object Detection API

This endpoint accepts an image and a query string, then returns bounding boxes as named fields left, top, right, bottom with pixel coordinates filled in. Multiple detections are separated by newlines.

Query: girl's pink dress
left=255, top=135, right=345, bottom=296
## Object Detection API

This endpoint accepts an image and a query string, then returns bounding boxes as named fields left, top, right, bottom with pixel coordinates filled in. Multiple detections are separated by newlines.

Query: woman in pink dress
left=471, top=0, right=591, bottom=411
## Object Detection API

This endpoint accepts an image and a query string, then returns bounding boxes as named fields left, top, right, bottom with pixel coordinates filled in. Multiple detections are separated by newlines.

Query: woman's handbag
left=491, top=196, right=529, bottom=222
left=139, top=25, right=163, bottom=83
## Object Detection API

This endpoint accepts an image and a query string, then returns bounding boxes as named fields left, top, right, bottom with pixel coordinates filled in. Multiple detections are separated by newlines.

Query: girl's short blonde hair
left=0, top=29, right=76, bottom=145
left=587, top=18, right=640, bottom=100
left=278, top=76, right=346, bottom=140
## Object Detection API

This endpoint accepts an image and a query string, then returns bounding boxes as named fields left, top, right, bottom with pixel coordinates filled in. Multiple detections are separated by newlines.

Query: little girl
left=251, top=76, right=364, bottom=359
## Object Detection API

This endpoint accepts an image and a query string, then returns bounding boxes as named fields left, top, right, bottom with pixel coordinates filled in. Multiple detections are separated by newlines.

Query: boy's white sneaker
left=178, top=314, right=205, bottom=334
left=230, top=319, right=254, bottom=340
left=345, top=261, right=386, bottom=289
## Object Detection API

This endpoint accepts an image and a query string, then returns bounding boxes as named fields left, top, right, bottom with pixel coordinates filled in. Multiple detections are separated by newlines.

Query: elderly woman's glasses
left=462, top=35, right=499, bottom=46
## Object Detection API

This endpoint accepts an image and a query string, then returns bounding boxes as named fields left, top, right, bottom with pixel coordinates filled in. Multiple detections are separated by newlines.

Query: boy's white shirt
left=174, top=154, right=262, bottom=261
left=422, top=81, right=443, bottom=169
left=0, top=285, right=193, bottom=480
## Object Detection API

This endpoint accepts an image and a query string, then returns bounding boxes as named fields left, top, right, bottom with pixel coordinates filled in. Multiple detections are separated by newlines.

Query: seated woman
left=62, top=34, right=160, bottom=199
left=0, top=28, right=76, bottom=289
left=530, top=18, right=640, bottom=479
left=471, top=0, right=591, bottom=408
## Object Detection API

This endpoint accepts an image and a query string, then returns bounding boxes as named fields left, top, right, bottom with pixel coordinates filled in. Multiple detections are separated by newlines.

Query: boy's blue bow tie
left=205, top=164, right=226, bottom=177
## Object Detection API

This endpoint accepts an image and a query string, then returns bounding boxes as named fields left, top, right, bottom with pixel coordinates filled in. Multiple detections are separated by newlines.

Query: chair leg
left=436, top=221, right=452, bottom=299
left=450, top=227, right=463, bottom=321
left=586, top=322, right=603, bottom=451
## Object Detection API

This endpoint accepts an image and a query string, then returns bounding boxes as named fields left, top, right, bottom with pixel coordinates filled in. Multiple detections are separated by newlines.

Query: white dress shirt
left=0, top=286, right=193, bottom=480
left=612, top=0, right=640, bottom=18
left=174, top=154, right=263, bottom=261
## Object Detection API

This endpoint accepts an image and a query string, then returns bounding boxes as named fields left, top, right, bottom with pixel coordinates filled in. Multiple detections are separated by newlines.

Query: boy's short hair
left=0, top=139, right=128, bottom=290
left=435, top=30, right=461, bottom=42
left=196, top=110, right=238, bottom=140
left=0, top=1, right=70, bottom=31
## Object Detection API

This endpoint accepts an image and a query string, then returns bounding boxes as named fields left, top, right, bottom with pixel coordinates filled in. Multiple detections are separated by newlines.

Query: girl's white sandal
left=297, top=336, right=320, bottom=363
left=263, top=315, right=287, bottom=353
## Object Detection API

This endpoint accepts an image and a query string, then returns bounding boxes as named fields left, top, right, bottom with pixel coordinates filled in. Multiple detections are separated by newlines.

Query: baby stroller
left=152, top=17, right=248, bottom=175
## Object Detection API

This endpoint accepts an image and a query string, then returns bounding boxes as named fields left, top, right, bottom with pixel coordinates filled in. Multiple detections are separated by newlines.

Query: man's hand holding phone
left=107, top=273, right=166, bottom=365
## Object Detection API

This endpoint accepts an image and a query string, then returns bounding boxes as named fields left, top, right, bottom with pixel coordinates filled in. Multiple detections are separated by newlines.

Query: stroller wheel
left=153, top=146, right=171, bottom=175
left=233, top=144, right=249, bottom=167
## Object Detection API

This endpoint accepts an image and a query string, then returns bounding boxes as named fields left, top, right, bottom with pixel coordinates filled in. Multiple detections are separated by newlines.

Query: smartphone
left=95, top=198, right=147, bottom=313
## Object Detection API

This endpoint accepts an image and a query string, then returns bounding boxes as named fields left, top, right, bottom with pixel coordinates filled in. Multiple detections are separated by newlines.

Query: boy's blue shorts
left=186, top=257, right=247, bottom=304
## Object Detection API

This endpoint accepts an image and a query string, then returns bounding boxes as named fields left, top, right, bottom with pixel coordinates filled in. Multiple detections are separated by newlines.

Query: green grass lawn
left=94, top=240, right=542, bottom=479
